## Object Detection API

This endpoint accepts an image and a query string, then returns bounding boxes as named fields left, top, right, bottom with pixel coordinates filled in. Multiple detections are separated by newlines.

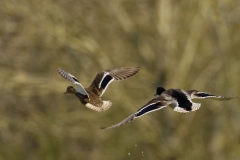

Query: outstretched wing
left=101, top=98, right=171, bottom=129
left=187, top=90, right=237, bottom=101
left=57, top=68, right=89, bottom=97
left=90, top=67, right=140, bottom=96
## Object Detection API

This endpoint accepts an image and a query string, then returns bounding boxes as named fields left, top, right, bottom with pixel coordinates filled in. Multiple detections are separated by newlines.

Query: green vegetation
left=0, top=0, right=240, bottom=159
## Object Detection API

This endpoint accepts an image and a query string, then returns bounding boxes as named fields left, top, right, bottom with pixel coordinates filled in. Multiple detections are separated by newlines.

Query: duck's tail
left=85, top=101, right=112, bottom=112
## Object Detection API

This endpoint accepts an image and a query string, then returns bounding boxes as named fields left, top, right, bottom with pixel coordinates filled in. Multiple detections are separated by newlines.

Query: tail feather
left=191, top=103, right=201, bottom=111
left=85, top=101, right=112, bottom=112
left=101, top=101, right=112, bottom=111
left=173, top=102, right=201, bottom=113
left=173, top=107, right=189, bottom=113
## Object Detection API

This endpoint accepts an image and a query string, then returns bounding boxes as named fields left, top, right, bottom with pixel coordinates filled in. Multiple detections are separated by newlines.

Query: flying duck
left=101, top=86, right=237, bottom=129
left=57, top=67, right=140, bottom=112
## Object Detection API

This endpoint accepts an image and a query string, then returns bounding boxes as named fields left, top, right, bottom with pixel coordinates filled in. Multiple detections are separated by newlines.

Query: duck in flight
left=101, top=86, right=237, bottom=129
left=57, top=67, right=140, bottom=112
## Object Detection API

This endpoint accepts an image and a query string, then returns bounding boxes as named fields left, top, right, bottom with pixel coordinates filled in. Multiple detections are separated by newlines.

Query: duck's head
left=154, top=86, right=166, bottom=96
left=64, top=86, right=76, bottom=94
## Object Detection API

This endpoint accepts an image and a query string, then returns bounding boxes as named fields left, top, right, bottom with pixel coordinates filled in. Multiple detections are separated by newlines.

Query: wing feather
left=101, top=99, right=170, bottom=129
left=188, top=91, right=237, bottom=101
left=90, top=67, right=140, bottom=97
left=57, top=68, right=89, bottom=97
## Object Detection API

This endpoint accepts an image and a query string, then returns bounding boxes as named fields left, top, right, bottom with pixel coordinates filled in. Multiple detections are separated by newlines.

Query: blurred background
left=0, top=0, right=240, bottom=159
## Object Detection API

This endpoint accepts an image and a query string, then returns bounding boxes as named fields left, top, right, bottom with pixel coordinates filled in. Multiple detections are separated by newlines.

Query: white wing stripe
left=135, top=103, right=167, bottom=118
left=99, top=72, right=114, bottom=96
left=99, top=72, right=110, bottom=88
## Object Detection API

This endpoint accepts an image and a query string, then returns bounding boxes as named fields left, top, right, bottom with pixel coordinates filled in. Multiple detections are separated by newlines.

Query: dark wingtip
left=130, top=66, right=140, bottom=73
left=100, top=126, right=107, bottom=129
left=230, top=96, right=238, bottom=100
left=228, top=96, right=238, bottom=99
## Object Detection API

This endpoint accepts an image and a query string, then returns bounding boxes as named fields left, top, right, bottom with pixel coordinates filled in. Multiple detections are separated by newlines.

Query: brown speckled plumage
left=57, top=67, right=140, bottom=112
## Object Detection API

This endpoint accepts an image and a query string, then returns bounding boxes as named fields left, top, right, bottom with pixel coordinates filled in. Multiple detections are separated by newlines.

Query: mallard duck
left=101, top=86, right=236, bottom=129
left=57, top=67, right=140, bottom=112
